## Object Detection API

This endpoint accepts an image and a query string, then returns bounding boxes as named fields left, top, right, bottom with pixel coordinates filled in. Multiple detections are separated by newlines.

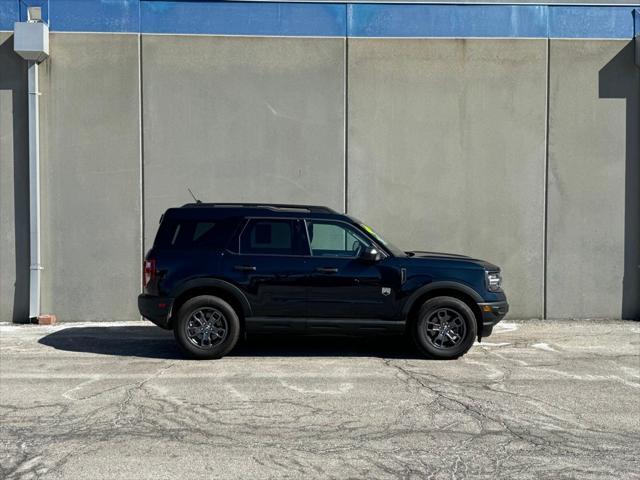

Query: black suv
left=138, top=203, right=508, bottom=359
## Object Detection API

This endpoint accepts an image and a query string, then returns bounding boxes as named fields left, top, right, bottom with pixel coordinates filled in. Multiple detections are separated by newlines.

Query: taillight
left=143, top=259, right=157, bottom=288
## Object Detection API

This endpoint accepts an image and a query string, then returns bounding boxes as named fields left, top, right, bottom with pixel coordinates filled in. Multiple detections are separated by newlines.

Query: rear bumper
left=138, top=294, right=174, bottom=329
left=477, top=300, right=509, bottom=338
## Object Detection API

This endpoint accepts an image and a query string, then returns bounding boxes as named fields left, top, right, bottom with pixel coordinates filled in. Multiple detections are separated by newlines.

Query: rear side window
left=240, top=219, right=309, bottom=255
left=154, top=218, right=240, bottom=250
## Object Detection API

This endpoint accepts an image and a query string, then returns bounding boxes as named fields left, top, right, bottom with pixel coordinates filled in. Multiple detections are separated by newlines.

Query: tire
left=412, top=296, right=477, bottom=359
left=173, top=295, right=240, bottom=359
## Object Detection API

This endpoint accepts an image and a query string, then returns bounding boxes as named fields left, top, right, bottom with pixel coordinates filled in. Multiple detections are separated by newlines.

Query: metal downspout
left=14, top=8, right=48, bottom=322
left=27, top=60, right=42, bottom=321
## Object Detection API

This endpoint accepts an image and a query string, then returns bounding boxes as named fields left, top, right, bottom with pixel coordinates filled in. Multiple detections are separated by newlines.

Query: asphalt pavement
left=1, top=319, right=639, bottom=479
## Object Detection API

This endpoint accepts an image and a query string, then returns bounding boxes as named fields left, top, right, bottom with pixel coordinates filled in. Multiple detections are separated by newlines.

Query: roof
left=180, top=203, right=337, bottom=214
left=164, top=203, right=345, bottom=221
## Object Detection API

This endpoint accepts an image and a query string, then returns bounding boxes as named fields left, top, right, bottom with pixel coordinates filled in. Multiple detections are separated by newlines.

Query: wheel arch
left=403, top=283, right=483, bottom=335
left=170, top=279, right=252, bottom=328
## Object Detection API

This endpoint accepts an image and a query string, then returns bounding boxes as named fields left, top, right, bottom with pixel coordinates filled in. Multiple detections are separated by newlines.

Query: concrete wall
left=0, top=32, right=29, bottom=323
left=347, top=39, right=547, bottom=318
left=1, top=29, right=638, bottom=321
left=547, top=40, right=639, bottom=319
left=38, top=33, right=141, bottom=321
left=141, top=36, right=345, bottom=249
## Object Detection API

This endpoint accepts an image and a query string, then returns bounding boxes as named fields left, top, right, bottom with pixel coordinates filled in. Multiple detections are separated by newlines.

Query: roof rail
left=180, top=202, right=337, bottom=214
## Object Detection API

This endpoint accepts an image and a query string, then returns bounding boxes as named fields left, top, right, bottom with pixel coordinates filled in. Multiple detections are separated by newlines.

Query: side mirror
left=360, top=247, right=382, bottom=262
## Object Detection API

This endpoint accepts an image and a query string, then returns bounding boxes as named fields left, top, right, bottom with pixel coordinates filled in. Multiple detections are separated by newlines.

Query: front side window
left=240, top=219, right=309, bottom=255
left=306, top=220, right=372, bottom=257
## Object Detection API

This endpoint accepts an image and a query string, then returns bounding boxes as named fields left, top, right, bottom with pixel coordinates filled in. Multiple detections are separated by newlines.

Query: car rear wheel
left=174, top=295, right=240, bottom=359
left=413, top=296, right=477, bottom=359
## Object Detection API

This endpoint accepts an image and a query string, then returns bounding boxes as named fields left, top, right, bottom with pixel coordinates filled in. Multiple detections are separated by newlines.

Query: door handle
left=316, top=267, right=338, bottom=274
left=234, top=265, right=256, bottom=272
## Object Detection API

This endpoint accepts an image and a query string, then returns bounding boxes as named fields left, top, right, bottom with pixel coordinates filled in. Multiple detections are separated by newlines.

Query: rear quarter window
left=154, top=218, right=241, bottom=250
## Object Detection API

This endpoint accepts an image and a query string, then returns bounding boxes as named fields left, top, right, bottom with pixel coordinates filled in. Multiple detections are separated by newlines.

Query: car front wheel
left=173, top=295, right=240, bottom=359
left=413, top=296, right=477, bottom=359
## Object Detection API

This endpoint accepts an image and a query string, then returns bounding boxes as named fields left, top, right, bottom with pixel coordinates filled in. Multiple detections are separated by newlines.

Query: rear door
left=223, top=218, right=309, bottom=318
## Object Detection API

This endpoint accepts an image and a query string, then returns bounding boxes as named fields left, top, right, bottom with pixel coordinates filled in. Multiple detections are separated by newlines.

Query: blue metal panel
left=2, top=1, right=638, bottom=39
left=140, top=1, right=346, bottom=36
left=0, top=0, right=19, bottom=30
left=348, top=4, right=548, bottom=38
left=548, top=6, right=636, bottom=39
left=49, top=0, right=139, bottom=32
left=18, top=0, right=49, bottom=24
left=1, top=0, right=50, bottom=30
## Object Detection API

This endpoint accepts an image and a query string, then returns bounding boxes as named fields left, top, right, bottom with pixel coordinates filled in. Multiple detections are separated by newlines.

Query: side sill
left=245, top=317, right=406, bottom=335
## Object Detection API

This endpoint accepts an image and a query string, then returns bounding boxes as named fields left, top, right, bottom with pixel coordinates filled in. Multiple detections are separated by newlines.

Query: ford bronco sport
left=138, top=203, right=508, bottom=359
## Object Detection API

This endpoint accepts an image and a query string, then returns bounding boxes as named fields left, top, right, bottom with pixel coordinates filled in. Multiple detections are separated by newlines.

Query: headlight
left=486, top=271, right=502, bottom=292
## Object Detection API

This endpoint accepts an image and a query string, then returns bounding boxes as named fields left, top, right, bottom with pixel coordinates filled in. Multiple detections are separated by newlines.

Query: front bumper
left=477, top=300, right=509, bottom=338
left=138, top=294, right=174, bottom=329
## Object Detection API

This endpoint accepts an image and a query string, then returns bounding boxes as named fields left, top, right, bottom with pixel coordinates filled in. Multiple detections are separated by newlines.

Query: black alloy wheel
left=174, top=295, right=240, bottom=359
left=413, top=296, right=477, bottom=359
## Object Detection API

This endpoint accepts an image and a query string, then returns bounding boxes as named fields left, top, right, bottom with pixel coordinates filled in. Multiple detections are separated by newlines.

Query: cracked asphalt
left=1, top=319, right=639, bottom=480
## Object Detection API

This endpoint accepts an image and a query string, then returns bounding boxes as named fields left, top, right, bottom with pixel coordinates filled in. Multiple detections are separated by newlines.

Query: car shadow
left=38, top=326, right=423, bottom=359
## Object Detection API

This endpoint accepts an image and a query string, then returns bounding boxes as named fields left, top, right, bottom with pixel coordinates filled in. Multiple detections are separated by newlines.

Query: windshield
left=352, top=219, right=407, bottom=257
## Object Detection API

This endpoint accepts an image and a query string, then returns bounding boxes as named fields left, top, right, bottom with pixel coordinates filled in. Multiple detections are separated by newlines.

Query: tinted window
left=240, top=219, right=308, bottom=255
left=193, top=222, right=216, bottom=242
left=307, top=220, right=371, bottom=257
left=155, top=218, right=240, bottom=249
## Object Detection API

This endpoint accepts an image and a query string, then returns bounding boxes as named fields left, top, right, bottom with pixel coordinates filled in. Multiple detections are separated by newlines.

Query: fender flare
left=401, top=281, right=483, bottom=318
left=172, top=278, right=252, bottom=317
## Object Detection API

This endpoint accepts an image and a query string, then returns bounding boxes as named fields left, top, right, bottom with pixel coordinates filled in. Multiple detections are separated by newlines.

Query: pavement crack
left=381, top=358, right=548, bottom=447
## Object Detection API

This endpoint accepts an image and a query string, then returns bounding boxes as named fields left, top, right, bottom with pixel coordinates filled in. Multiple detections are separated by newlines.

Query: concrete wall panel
left=39, top=33, right=141, bottom=321
left=547, top=40, right=639, bottom=319
left=2, top=28, right=636, bottom=322
left=347, top=39, right=547, bottom=318
left=0, top=33, right=29, bottom=322
left=141, top=35, right=345, bottom=248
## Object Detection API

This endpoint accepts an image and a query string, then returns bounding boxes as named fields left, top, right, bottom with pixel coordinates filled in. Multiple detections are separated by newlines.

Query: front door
left=304, top=219, right=397, bottom=319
